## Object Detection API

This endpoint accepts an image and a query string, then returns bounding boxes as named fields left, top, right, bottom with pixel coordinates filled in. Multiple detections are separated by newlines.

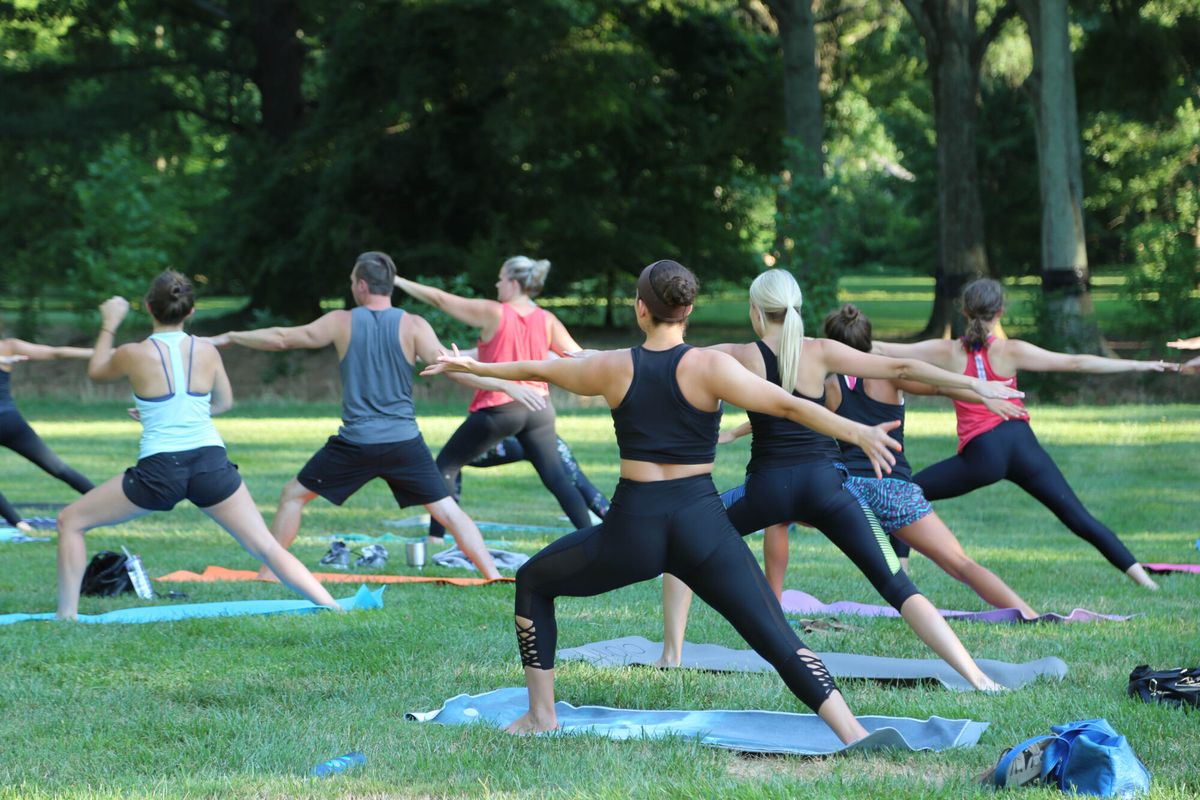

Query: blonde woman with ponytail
left=659, top=269, right=1023, bottom=692
left=395, top=256, right=595, bottom=538
left=873, top=278, right=1173, bottom=589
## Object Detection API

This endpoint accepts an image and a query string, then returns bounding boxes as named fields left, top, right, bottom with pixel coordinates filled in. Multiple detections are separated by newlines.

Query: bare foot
left=16, top=521, right=34, bottom=534
left=254, top=568, right=280, bottom=582
left=504, top=711, right=559, bottom=734
left=977, top=676, right=1007, bottom=693
left=652, top=654, right=681, bottom=668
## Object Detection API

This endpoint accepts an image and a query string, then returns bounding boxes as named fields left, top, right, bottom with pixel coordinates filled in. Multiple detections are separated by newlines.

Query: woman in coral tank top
left=395, top=257, right=593, bottom=539
left=873, top=278, right=1174, bottom=589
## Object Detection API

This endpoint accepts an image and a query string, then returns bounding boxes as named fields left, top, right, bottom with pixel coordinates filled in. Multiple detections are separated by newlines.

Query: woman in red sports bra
left=395, top=257, right=594, bottom=538
left=874, top=278, right=1175, bottom=589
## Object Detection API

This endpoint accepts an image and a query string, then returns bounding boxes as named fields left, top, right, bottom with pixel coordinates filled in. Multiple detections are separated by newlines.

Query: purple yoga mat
left=1144, top=563, right=1200, bottom=575
left=779, top=590, right=1133, bottom=623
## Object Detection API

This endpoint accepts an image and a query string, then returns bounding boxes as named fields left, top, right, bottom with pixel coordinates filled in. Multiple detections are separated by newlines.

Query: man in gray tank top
left=215, top=252, right=545, bottom=580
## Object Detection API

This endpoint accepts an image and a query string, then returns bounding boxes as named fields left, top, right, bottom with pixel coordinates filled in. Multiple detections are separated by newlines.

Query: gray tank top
left=338, top=306, right=419, bottom=444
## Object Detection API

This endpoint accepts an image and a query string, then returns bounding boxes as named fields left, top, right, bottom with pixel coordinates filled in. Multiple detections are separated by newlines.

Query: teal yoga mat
left=0, top=585, right=384, bottom=625
left=406, top=687, right=988, bottom=755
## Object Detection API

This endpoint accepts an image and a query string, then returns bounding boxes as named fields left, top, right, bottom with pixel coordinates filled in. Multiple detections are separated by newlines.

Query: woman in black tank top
left=822, top=303, right=1037, bottom=618
left=656, top=269, right=1022, bottom=691
left=426, top=260, right=907, bottom=744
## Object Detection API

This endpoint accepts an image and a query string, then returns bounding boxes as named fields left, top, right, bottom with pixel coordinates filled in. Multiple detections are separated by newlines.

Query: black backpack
left=1128, top=665, right=1200, bottom=710
left=80, top=551, right=133, bottom=597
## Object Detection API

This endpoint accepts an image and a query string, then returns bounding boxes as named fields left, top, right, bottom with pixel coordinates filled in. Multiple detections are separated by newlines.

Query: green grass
left=1, top=399, right=1198, bottom=798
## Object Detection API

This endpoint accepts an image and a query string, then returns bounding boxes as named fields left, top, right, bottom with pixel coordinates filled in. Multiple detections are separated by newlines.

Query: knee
left=880, top=571, right=920, bottom=611
left=279, top=479, right=312, bottom=506
left=56, top=506, right=82, bottom=536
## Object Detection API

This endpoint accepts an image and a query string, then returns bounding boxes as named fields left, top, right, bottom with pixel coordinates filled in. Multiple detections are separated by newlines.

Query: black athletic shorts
left=122, top=446, right=242, bottom=511
left=298, top=434, right=448, bottom=508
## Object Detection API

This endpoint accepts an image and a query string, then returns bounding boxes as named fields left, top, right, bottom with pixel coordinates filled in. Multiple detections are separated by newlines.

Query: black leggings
left=913, top=420, right=1138, bottom=572
left=0, top=408, right=94, bottom=526
left=432, top=403, right=593, bottom=537
left=513, top=475, right=838, bottom=712
left=464, top=435, right=610, bottom=519
left=726, top=462, right=919, bottom=610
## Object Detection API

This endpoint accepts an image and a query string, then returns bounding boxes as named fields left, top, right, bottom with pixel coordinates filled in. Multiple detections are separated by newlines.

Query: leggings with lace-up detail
left=512, top=474, right=839, bottom=712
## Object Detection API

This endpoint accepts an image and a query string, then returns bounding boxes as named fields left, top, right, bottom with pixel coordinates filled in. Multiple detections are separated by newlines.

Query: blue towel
left=0, top=585, right=383, bottom=625
left=0, top=528, right=51, bottom=543
left=406, top=687, right=988, bottom=755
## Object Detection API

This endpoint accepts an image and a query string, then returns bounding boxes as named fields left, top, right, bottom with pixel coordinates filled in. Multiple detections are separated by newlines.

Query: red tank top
left=469, top=304, right=551, bottom=413
left=953, top=336, right=1027, bottom=452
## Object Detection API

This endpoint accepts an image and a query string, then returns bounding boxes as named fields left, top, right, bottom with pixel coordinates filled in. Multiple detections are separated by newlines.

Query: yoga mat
left=432, top=547, right=529, bottom=571
left=326, top=532, right=515, bottom=549
left=385, top=517, right=570, bottom=534
left=780, top=590, right=1133, bottom=623
left=0, top=585, right=383, bottom=626
left=1144, top=563, right=1200, bottom=575
left=557, top=636, right=1068, bottom=691
left=155, top=565, right=513, bottom=586
left=405, top=687, right=987, bottom=755
left=0, top=528, right=51, bottom=543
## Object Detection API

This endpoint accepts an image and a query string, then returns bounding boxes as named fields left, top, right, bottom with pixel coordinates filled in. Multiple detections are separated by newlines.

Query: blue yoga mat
left=0, top=528, right=51, bottom=543
left=0, top=585, right=384, bottom=625
left=406, top=687, right=988, bottom=755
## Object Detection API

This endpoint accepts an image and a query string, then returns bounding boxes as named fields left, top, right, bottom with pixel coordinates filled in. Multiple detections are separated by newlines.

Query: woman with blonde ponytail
left=659, top=269, right=1023, bottom=692
left=873, top=278, right=1173, bottom=589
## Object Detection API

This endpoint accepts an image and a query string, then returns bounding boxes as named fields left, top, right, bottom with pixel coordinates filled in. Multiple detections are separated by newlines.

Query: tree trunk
left=902, top=0, right=1002, bottom=339
left=767, top=0, right=836, bottom=322
left=248, top=0, right=305, bottom=144
left=1018, top=0, right=1110, bottom=353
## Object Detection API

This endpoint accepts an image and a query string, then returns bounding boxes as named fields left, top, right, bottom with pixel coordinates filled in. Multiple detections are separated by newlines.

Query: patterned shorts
left=842, top=476, right=933, bottom=535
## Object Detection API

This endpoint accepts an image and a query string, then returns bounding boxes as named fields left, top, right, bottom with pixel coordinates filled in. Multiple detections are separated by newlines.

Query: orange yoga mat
left=155, top=565, right=514, bottom=586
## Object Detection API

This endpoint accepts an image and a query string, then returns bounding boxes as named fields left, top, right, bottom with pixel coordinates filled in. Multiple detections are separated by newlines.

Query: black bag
left=80, top=551, right=133, bottom=597
left=1128, top=665, right=1200, bottom=710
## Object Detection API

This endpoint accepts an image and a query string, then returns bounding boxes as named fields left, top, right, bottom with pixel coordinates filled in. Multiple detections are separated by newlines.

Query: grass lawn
left=0, top=398, right=1197, bottom=798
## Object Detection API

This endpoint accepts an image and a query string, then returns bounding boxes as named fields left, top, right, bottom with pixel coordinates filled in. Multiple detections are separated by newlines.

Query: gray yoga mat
left=557, top=636, right=1067, bottom=691
left=406, top=687, right=987, bottom=755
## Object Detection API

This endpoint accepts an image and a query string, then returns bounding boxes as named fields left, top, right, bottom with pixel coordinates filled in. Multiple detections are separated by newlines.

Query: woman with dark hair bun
left=425, top=259, right=908, bottom=741
left=0, top=335, right=96, bottom=532
left=395, top=256, right=593, bottom=538
left=873, top=278, right=1173, bottom=589
left=821, top=303, right=1036, bottom=617
left=55, top=271, right=341, bottom=619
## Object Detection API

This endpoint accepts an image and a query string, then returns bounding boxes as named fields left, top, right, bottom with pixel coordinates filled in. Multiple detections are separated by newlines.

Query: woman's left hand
left=0, top=354, right=29, bottom=366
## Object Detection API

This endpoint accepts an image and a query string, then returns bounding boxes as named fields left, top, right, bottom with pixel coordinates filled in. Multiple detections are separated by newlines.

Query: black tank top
left=611, top=344, right=721, bottom=464
left=746, top=341, right=841, bottom=472
left=0, top=369, right=13, bottom=413
left=834, top=374, right=912, bottom=480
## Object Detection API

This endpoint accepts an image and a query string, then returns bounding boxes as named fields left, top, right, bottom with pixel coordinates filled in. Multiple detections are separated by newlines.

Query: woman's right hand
left=421, top=345, right=481, bottom=377
left=982, top=397, right=1028, bottom=420
left=505, top=383, right=549, bottom=411
left=99, top=296, right=130, bottom=328
left=854, top=420, right=901, bottom=479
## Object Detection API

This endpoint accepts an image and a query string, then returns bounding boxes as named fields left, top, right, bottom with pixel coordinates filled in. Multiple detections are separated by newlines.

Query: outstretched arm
left=423, top=348, right=623, bottom=399
left=409, top=315, right=546, bottom=410
left=718, top=420, right=752, bottom=445
left=1007, top=340, right=1176, bottom=374
left=703, top=351, right=900, bottom=477
left=394, top=276, right=500, bottom=329
left=214, top=311, right=344, bottom=352
left=870, top=338, right=959, bottom=371
left=88, top=297, right=132, bottom=382
left=547, top=314, right=582, bottom=355
left=209, top=350, right=234, bottom=415
left=1167, top=336, right=1200, bottom=350
left=823, top=339, right=1021, bottom=399
left=2, top=339, right=92, bottom=361
left=896, top=379, right=1028, bottom=420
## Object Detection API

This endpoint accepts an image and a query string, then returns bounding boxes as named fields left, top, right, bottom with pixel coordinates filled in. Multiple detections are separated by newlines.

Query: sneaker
left=355, top=544, right=389, bottom=569
left=319, top=540, right=351, bottom=569
left=977, top=735, right=1054, bottom=788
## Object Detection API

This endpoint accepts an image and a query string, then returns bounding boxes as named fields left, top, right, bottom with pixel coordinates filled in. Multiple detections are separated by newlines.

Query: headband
left=636, top=260, right=689, bottom=323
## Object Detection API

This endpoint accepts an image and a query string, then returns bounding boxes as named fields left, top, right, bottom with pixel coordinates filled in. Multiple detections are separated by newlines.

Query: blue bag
left=1042, top=719, right=1150, bottom=798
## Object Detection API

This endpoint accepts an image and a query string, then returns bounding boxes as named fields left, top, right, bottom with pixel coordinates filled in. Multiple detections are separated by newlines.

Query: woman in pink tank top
left=873, top=278, right=1175, bottom=589
left=395, top=257, right=595, bottom=538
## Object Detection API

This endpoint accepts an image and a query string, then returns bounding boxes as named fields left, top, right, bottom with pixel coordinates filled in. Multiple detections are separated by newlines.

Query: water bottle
left=311, top=751, right=366, bottom=777
left=121, top=546, right=155, bottom=600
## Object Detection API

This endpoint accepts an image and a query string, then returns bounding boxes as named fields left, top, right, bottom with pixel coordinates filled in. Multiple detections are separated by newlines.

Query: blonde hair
left=748, top=269, right=805, bottom=393
left=502, top=256, right=551, bottom=298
